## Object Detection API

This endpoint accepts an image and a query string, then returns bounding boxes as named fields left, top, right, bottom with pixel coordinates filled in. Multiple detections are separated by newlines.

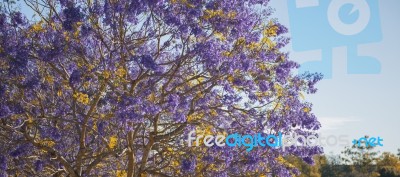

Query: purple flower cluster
left=0, top=155, right=6, bottom=171
left=0, top=0, right=323, bottom=176
left=181, top=155, right=196, bottom=174
left=139, top=55, right=158, bottom=71
left=62, top=5, right=83, bottom=31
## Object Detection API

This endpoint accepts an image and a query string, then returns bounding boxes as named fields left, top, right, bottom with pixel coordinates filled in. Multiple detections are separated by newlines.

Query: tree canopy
left=0, top=0, right=322, bottom=176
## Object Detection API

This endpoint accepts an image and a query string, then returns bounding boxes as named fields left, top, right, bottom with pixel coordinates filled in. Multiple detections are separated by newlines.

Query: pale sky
left=270, top=0, right=400, bottom=154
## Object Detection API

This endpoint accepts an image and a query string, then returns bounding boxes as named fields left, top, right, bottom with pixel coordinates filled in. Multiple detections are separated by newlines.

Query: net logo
left=288, top=0, right=382, bottom=78
left=352, top=136, right=383, bottom=147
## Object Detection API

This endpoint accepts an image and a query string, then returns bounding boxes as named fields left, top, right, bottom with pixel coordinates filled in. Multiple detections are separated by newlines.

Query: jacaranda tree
left=0, top=0, right=323, bottom=176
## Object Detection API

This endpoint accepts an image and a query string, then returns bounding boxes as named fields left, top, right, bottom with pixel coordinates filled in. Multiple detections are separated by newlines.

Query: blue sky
left=270, top=0, right=400, bottom=154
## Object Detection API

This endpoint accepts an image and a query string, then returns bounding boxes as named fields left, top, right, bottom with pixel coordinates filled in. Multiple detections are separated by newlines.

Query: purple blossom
left=145, top=0, right=159, bottom=7
left=0, top=155, right=6, bottom=171
left=89, top=0, right=102, bottom=15
left=166, top=94, right=179, bottom=111
left=9, top=103, right=24, bottom=114
left=302, top=156, right=314, bottom=165
left=181, top=155, right=196, bottom=174
left=10, top=145, right=27, bottom=157
left=69, top=69, right=82, bottom=86
left=178, top=25, right=189, bottom=34
left=165, top=15, right=180, bottom=26
left=140, top=55, right=158, bottom=70
left=9, top=47, right=29, bottom=74
left=202, top=155, right=214, bottom=163
left=97, top=121, right=107, bottom=135
left=173, top=113, right=186, bottom=123
left=117, top=109, right=143, bottom=123
left=0, top=105, right=10, bottom=119
left=0, top=13, right=6, bottom=28
left=259, top=81, right=270, bottom=92
left=49, top=127, right=62, bottom=141
left=276, top=22, right=288, bottom=35
left=81, top=24, right=92, bottom=36
left=0, top=172, right=6, bottom=177
left=233, top=78, right=243, bottom=86
left=59, top=0, right=70, bottom=7
left=11, top=12, right=24, bottom=26
left=191, top=26, right=202, bottom=36
left=62, top=6, right=83, bottom=31
left=34, top=160, right=43, bottom=172
left=24, top=76, right=40, bottom=90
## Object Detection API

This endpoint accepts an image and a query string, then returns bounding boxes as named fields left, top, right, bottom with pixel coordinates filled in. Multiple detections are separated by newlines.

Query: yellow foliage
left=256, top=91, right=269, bottom=98
left=276, top=155, right=296, bottom=168
left=50, top=22, right=57, bottom=30
left=27, top=114, right=34, bottom=123
left=57, top=90, right=63, bottom=97
left=274, top=84, right=284, bottom=97
left=210, top=109, right=218, bottom=116
left=227, top=75, right=234, bottom=83
left=103, top=70, right=111, bottom=79
left=235, top=37, right=246, bottom=46
left=263, top=25, right=278, bottom=37
left=204, top=9, right=224, bottom=19
left=227, top=11, right=237, bottom=19
left=196, top=77, right=205, bottom=83
left=261, top=37, right=276, bottom=49
left=203, top=9, right=236, bottom=19
left=214, top=32, right=226, bottom=41
left=263, top=21, right=279, bottom=37
left=63, top=31, right=70, bottom=42
left=32, top=21, right=45, bottom=32
left=172, top=160, right=179, bottom=167
left=93, top=122, right=98, bottom=132
left=116, top=170, right=127, bottom=177
left=204, top=125, right=213, bottom=135
left=187, top=113, right=204, bottom=122
left=116, top=67, right=127, bottom=78
left=40, top=139, right=55, bottom=147
left=83, top=82, right=90, bottom=89
left=247, top=42, right=261, bottom=50
left=88, top=64, right=95, bottom=71
left=274, top=102, right=282, bottom=110
left=99, top=114, right=106, bottom=119
left=257, top=63, right=268, bottom=71
left=73, top=92, right=90, bottom=105
left=222, top=51, right=232, bottom=57
left=45, top=75, right=54, bottom=83
left=109, top=135, right=118, bottom=149
left=74, top=29, right=80, bottom=38
left=280, top=55, right=286, bottom=62
left=147, top=93, right=156, bottom=102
